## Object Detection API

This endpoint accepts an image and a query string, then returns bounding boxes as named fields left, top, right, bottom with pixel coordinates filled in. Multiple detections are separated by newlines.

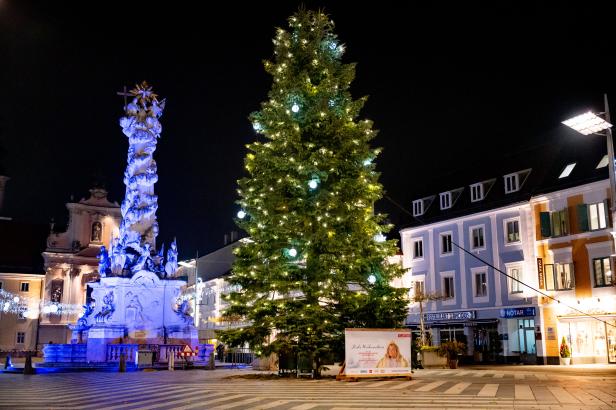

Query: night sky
left=1, top=1, right=614, bottom=259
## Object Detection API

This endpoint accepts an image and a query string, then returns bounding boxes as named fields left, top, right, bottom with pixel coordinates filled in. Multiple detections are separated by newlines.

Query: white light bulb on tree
left=288, top=248, right=298, bottom=257
left=368, top=274, right=377, bottom=284
left=49, top=304, right=59, bottom=313
left=291, top=103, right=300, bottom=113
left=308, top=179, right=319, bottom=189
left=13, top=296, right=19, bottom=303
left=237, top=210, right=246, bottom=219
left=374, top=233, right=386, bottom=243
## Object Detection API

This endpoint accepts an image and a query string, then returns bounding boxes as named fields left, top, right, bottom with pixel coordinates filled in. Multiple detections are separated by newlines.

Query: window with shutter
left=577, top=204, right=589, bottom=232
left=540, top=212, right=552, bottom=238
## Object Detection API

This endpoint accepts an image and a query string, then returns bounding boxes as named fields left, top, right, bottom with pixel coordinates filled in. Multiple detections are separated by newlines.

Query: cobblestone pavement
left=1, top=367, right=616, bottom=409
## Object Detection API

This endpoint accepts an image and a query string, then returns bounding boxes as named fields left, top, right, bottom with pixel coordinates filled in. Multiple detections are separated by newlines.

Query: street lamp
left=563, top=94, right=615, bottom=264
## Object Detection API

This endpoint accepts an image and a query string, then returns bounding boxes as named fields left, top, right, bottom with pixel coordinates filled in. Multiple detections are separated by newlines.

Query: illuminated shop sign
left=499, top=307, right=536, bottom=318
left=424, top=311, right=475, bottom=321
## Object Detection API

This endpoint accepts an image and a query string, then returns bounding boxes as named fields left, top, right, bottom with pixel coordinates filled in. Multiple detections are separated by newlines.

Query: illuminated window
left=593, top=257, right=613, bottom=287
left=589, top=202, right=607, bottom=230
left=505, top=219, right=520, bottom=243
left=544, top=263, right=574, bottom=291
left=509, top=266, right=523, bottom=293
left=597, top=155, right=609, bottom=169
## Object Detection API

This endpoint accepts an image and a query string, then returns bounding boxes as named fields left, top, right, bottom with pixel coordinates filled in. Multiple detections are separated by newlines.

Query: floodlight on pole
left=562, top=111, right=612, bottom=135
left=563, top=95, right=616, bottom=271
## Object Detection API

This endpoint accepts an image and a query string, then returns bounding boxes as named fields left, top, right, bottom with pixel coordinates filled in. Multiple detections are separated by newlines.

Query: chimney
left=0, top=176, right=9, bottom=215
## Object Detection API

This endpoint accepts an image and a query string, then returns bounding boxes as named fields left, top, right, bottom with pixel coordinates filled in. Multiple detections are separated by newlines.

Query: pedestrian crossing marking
left=209, top=397, right=264, bottom=409
left=166, top=394, right=248, bottom=410
left=253, top=400, right=292, bottom=409
left=415, top=380, right=447, bottom=392
left=289, top=404, right=319, bottom=410
left=514, top=384, right=534, bottom=400
left=387, top=380, right=423, bottom=389
left=444, top=382, right=471, bottom=394
left=477, top=383, right=499, bottom=397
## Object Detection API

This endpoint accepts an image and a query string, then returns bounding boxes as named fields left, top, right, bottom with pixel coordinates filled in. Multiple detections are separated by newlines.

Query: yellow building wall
left=0, top=276, right=43, bottom=351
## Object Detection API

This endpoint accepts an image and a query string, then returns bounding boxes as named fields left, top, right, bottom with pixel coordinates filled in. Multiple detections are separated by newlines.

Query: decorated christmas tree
left=220, top=9, right=408, bottom=376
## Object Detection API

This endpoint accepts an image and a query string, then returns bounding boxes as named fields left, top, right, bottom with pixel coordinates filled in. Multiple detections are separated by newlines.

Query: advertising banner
left=344, top=329, right=412, bottom=377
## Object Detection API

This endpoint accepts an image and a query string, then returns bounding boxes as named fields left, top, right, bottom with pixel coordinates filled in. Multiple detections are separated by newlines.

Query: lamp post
left=562, top=94, right=615, bottom=265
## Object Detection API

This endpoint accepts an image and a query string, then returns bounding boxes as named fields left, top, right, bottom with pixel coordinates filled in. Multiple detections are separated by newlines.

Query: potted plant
left=560, top=337, right=571, bottom=365
left=420, top=345, right=447, bottom=368
left=437, top=340, right=466, bottom=369
left=473, top=344, right=485, bottom=363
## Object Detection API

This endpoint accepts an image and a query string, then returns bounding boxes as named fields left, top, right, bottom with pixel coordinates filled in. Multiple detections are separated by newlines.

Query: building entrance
left=518, top=319, right=536, bottom=364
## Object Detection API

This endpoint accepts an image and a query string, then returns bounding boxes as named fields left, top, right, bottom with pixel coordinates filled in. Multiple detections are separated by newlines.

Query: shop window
left=439, top=326, right=466, bottom=344
left=544, top=263, right=574, bottom=291
left=593, top=257, right=613, bottom=287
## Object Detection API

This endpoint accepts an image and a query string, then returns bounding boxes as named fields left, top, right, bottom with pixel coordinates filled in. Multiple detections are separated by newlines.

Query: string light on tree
left=291, top=103, right=300, bottom=113
left=237, top=210, right=247, bottom=219
left=287, top=247, right=298, bottom=258
left=368, top=274, right=377, bottom=284
left=308, top=178, right=319, bottom=190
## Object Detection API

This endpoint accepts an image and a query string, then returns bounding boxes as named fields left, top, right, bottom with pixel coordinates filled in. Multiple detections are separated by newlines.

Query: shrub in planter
left=437, top=340, right=466, bottom=369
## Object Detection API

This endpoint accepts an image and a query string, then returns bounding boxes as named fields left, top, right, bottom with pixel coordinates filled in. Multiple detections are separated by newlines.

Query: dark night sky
left=0, top=1, right=614, bottom=258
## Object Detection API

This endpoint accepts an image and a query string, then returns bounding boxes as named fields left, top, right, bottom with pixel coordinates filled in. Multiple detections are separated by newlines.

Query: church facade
left=38, top=188, right=121, bottom=345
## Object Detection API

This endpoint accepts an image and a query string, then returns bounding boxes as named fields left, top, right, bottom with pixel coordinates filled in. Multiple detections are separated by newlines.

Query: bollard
left=168, top=353, right=174, bottom=371
left=23, top=353, right=34, bottom=375
left=208, top=350, right=215, bottom=370
left=119, top=352, right=126, bottom=373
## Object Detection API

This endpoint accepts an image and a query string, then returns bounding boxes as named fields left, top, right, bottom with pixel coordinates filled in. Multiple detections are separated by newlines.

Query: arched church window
left=91, top=221, right=102, bottom=242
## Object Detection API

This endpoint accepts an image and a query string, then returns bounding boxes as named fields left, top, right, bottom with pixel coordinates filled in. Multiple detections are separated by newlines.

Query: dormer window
left=504, top=169, right=531, bottom=194
left=469, top=179, right=495, bottom=203
left=439, top=192, right=452, bottom=210
left=470, top=183, right=483, bottom=202
left=411, top=196, right=435, bottom=217
left=412, top=200, right=424, bottom=216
